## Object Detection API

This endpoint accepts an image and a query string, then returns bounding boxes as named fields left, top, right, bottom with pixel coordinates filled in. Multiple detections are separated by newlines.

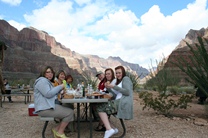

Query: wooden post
left=0, top=41, right=7, bottom=95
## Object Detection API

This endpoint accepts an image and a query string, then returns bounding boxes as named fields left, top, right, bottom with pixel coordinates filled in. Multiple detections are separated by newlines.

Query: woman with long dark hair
left=95, top=68, right=116, bottom=131
left=97, top=65, right=133, bottom=138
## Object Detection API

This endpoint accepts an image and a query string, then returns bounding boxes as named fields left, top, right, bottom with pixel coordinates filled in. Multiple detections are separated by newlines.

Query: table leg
left=0, top=96, right=2, bottom=107
left=90, top=103, right=92, bottom=138
left=27, top=90, right=29, bottom=102
left=24, top=96, right=26, bottom=104
left=85, top=103, right=88, bottom=121
left=77, top=103, right=80, bottom=138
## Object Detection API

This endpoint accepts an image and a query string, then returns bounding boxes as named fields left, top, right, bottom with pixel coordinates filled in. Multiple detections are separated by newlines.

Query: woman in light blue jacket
left=34, top=66, right=74, bottom=138
left=97, top=65, right=133, bottom=138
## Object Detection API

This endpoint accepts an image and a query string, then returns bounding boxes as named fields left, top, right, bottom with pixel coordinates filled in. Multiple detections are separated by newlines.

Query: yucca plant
left=81, top=70, right=98, bottom=90
left=146, top=58, right=179, bottom=93
left=126, top=70, right=141, bottom=91
left=172, top=36, right=208, bottom=97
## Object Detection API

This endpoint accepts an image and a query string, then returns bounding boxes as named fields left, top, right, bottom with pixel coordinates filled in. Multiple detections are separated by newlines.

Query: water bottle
left=18, top=84, right=20, bottom=89
left=22, top=84, right=25, bottom=89
left=81, top=82, right=85, bottom=98
left=87, top=84, right=90, bottom=92
left=90, top=84, right=93, bottom=94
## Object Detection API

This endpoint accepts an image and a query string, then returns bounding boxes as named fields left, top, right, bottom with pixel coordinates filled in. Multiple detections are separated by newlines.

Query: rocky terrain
left=164, top=27, right=208, bottom=84
left=0, top=92, right=208, bottom=138
left=0, top=19, right=148, bottom=81
left=1, top=19, right=208, bottom=85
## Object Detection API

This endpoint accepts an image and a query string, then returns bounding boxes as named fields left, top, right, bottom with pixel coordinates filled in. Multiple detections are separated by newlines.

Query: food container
left=100, top=94, right=111, bottom=99
left=63, top=93, right=74, bottom=99
left=28, top=103, right=38, bottom=116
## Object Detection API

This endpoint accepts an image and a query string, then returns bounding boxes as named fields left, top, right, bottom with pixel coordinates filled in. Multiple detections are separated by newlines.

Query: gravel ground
left=0, top=93, right=208, bottom=138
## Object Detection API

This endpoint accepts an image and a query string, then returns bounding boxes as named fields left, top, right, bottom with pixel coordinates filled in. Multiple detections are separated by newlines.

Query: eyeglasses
left=115, top=72, right=122, bottom=74
left=46, top=71, right=53, bottom=74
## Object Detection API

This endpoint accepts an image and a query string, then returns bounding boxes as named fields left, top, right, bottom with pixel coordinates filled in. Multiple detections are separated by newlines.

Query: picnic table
left=62, top=98, right=108, bottom=138
left=0, top=88, right=33, bottom=107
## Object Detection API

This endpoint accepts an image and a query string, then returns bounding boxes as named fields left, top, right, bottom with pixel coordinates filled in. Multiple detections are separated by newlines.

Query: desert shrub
left=168, top=86, right=179, bottom=95
left=139, top=91, right=194, bottom=117
left=152, top=86, right=157, bottom=91
left=29, top=79, right=36, bottom=88
left=81, top=70, right=98, bottom=90
left=10, top=78, right=31, bottom=86
left=146, top=58, right=179, bottom=93
left=126, top=70, right=141, bottom=91
left=168, top=86, right=196, bottom=95
left=177, top=86, right=196, bottom=94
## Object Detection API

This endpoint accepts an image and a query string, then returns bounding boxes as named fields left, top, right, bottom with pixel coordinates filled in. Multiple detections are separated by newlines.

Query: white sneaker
left=114, top=128, right=118, bottom=134
left=104, top=129, right=115, bottom=138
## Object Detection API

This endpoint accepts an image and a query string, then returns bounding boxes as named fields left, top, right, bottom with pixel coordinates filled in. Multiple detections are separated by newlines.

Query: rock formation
left=0, top=20, right=148, bottom=83
left=164, top=27, right=208, bottom=85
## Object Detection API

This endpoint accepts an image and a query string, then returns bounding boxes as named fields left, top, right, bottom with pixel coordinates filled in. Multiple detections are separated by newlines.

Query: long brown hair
left=56, top=70, right=66, bottom=79
left=115, top=65, right=126, bottom=85
left=105, top=68, right=115, bottom=83
left=38, top=66, right=55, bottom=82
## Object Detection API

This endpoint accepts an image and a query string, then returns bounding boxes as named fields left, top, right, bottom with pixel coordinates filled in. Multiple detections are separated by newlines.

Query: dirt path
left=0, top=93, right=208, bottom=138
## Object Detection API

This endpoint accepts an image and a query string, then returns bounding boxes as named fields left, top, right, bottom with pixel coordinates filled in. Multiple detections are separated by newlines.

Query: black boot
left=7, top=96, right=13, bottom=103
left=197, top=97, right=205, bottom=105
left=92, top=108, right=99, bottom=121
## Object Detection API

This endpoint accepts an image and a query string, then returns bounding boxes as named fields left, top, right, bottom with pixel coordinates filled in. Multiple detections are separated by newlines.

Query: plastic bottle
left=82, top=82, right=85, bottom=97
left=87, top=84, right=90, bottom=93
left=22, top=84, right=25, bottom=89
left=90, top=84, right=93, bottom=94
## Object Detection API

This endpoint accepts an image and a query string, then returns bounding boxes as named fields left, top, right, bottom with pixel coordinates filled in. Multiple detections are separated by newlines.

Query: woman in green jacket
left=97, top=65, right=133, bottom=138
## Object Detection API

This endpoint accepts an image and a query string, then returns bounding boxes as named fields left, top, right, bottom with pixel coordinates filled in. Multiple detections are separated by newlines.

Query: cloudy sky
left=0, top=0, right=208, bottom=68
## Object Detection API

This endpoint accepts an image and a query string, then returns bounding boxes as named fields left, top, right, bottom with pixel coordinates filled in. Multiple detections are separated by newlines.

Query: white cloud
left=33, top=0, right=45, bottom=7
left=1, top=0, right=22, bottom=6
left=75, top=0, right=92, bottom=6
left=23, top=0, right=208, bottom=68
left=8, top=20, right=26, bottom=31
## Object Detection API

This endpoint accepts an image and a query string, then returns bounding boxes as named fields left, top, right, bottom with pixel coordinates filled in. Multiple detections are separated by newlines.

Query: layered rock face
left=0, top=20, right=148, bottom=81
left=164, top=27, right=208, bottom=85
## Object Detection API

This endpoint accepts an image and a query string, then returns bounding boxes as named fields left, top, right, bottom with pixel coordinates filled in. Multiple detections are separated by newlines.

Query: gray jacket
left=34, top=77, right=63, bottom=113
left=108, top=76, right=134, bottom=120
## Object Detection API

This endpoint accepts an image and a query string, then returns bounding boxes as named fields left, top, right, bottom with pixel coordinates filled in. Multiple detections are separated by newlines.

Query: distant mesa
left=0, top=19, right=148, bottom=80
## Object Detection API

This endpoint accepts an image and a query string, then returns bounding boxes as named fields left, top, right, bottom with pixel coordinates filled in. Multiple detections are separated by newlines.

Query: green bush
left=139, top=91, right=194, bottom=117
left=126, top=70, right=141, bottom=91
left=168, top=86, right=179, bottom=95
left=178, top=87, right=196, bottom=94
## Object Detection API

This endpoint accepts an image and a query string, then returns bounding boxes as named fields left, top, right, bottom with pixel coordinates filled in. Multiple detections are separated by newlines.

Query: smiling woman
left=96, top=65, right=133, bottom=138
left=34, top=66, right=74, bottom=138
